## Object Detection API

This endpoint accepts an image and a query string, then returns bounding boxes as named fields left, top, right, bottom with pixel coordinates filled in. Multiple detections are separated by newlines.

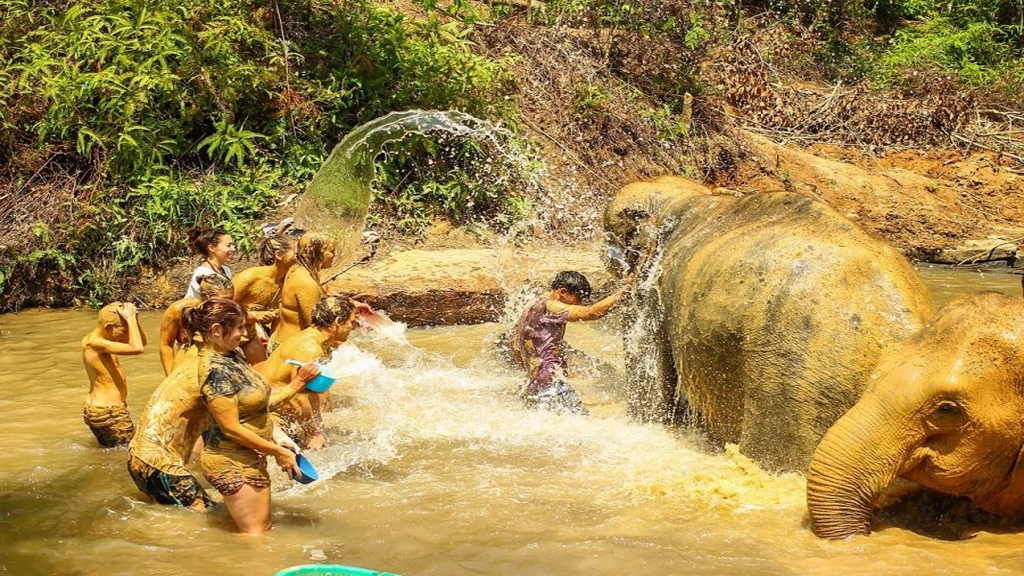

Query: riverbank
left=3, top=0, right=1022, bottom=311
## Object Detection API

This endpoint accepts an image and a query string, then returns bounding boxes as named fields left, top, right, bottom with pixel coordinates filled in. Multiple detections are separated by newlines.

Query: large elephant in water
left=807, top=292, right=1024, bottom=539
left=604, top=176, right=933, bottom=472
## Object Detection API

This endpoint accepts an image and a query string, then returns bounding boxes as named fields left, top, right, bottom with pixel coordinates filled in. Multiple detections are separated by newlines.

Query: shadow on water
left=872, top=489, right=1024, bottom=541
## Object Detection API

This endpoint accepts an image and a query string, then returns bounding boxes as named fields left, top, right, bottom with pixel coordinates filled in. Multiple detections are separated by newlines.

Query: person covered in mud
left=81, top=302, right=147, bottom=447
left=510, top=271, right=634, bottom=415
left=159, top=274, right=235, bottom=374
left=260, top=296, right=360, bottom=450
left=232, top=221, right=302, bottom=346
left=269, top=232, right=336, bottom=352
left=130, top=298, right=313, bottom=515
left=128, top=351, right=216, bottom=511
left=187, top=298, right=320, bottom=534
left=184, top=227, right=235, bottom=299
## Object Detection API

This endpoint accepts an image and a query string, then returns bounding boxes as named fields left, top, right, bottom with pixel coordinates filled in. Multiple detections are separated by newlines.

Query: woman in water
left=232, top=225, right=301, bottom=338
left=184, top=227, right=235, bottom=298
left=269, top=232, right=336, bottom=350
left=183, top=298, right=320, bottom=533
left=159, top=274, right=235, bottom=374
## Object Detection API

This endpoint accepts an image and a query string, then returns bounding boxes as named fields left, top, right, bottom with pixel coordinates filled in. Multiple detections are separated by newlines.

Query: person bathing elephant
left=604, top=176, right=933, bottom=472
left=807, top=292, right=1024, bottom=539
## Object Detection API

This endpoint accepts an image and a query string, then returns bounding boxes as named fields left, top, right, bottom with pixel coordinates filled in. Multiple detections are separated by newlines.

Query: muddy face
left=807, top=292, right=1024, bottom=539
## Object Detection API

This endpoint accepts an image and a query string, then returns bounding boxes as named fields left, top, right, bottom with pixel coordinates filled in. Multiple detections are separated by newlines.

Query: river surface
left=0, top=266, right=1021, bottom=576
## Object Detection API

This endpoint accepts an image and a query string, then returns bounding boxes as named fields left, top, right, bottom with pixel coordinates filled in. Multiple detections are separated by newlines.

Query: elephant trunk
left=806, top=399, right=916, bottom=539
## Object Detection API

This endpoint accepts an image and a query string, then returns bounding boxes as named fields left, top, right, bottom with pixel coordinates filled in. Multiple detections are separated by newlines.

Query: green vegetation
left=1, top=0, right=1019, bottom=309
left=0, top=0, right=516, bottom=307
left=876, top=16, right=1023, bottom=87
left=370, top=136, right=536, bottom=235
left=775, top=0, right=1023, bottom=89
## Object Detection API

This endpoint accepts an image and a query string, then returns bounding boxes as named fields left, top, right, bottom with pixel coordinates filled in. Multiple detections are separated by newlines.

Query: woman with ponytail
left=190, top=298, right=319, bottom=533
left=184, top=227, right=235, bottom=299
left=269, top=232, right=336, bottom=350
left=232, top=221, right=301, bottom=333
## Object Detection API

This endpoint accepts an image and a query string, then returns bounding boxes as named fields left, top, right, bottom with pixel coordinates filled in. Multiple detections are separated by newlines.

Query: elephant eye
left=933, top=401, right=962, bottom=417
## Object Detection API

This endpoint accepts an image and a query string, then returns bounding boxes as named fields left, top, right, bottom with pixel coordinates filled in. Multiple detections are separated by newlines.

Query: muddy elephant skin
left=807, top=292, right=1024, bottom=539
left=605, top=176, right=933, bottom=473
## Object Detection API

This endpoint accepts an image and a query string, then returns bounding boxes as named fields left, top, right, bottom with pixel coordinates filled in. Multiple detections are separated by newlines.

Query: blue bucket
left=285, top=359, right=337, bottom=393
left=293, top=454, right=319, bottom=484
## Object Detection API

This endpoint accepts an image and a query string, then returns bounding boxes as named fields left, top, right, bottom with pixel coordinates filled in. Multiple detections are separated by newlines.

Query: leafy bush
left=876, top=16, right=1021, bottom=86
left=0, top=0, right=517, bottom=307
left=872, top=11, right=1024, bottom=87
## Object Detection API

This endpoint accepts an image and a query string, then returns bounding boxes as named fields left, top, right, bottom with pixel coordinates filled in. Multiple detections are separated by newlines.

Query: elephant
left=807, top=291, right=1024, bottom=539
left=604, top=176, right=933, bottom=472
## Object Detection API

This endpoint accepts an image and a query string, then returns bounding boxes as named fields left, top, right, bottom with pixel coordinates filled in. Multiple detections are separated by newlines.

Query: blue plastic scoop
left=285, top=359, right=337, bottom=393
left=293, top=454, right=319, bottom=484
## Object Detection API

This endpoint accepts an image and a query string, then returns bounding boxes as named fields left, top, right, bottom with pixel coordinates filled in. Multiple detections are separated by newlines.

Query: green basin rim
left=275, top=564, right=400, bottom=576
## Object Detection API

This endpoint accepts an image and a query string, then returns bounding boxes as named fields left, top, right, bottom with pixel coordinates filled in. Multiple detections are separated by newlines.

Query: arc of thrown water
left=294, top=109, right=525, bottom=270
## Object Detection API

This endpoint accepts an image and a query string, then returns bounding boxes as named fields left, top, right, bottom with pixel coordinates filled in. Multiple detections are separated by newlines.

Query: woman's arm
left=158, top=306, right=182, bottom=374
left=232, top=270, right=254, bottom=304
left=91, top=305, right=146, bottom=355
left=206, top=397, right=300, bottom=476
left=137, top=314, right=148, bottom=347
left=267, top=361, right=320, bottom=410
left=294, top=276, right=321, bottom=329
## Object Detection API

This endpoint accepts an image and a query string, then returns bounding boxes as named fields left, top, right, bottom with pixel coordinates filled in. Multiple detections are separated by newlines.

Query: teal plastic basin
left=275, top=565, right=399, bottom=576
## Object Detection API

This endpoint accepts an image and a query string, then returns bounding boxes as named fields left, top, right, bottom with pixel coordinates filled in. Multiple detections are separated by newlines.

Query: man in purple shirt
left=510, top=271, right=635, bottom=414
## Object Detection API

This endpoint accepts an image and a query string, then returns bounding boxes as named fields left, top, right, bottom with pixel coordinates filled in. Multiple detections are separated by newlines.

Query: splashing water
left=295, top=110, right=541, bottom=267
left=356, top=309, right=410, bottom=346
left=621, top=237, right=676, bottom=423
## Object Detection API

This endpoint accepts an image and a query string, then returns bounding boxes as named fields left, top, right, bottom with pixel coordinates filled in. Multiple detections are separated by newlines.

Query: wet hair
left=188, top=227, right=229, bottom=258
left=295, top=232, right=336, bottom=281
left=197, top=274, right=234, bottom=301
left=551, top=271, right=592, bottom=301
left=311, top=296, right=356, bottom=329
left=180, top=298, right=246, bottom=339
left=258, top=232, right=297, bottom=266
left=97, top=303, right=124, bottom=329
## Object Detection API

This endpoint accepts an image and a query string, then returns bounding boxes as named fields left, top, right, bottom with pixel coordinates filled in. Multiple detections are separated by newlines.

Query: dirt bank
left=735, top=133, right=1024, bottom=265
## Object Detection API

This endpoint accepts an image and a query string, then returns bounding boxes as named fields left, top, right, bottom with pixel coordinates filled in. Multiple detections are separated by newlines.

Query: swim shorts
left=201, top=451, right=271, bottom=496
left=523, top=380, right=589, bottom=416
left=127, top=455, right=215, bottom=511
left=83, top=402, right=135, bottom=447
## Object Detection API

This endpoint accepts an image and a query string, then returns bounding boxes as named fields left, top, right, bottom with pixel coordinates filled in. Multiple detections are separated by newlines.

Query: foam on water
left=279, top=319, right=806, bottom=512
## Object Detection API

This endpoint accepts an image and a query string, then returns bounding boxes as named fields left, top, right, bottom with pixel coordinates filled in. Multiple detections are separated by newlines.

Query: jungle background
left=1, top=0, right=1022, bottom=310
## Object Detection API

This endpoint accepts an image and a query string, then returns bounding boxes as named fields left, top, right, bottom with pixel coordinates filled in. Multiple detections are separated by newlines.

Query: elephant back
left=656, top=191, right=932, bottom=471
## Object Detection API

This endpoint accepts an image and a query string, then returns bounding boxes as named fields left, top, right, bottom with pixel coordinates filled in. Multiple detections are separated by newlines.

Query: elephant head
left=603, top=176, right=710, bottom=275
left=807, top=291, right=1024, bottom=539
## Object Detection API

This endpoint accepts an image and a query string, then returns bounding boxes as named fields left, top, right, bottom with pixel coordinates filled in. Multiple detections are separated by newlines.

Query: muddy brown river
left=0, top=266, right=1021, bottom=575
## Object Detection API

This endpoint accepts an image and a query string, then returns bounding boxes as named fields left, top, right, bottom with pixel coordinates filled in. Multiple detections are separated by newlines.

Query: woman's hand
left=294, top=361, right=321, bottom=387
left=273, top=446, right=302, bottom=478
left=272, top=426, right=300, bottom=454
left=251, top=309, right=279, bottom=324
left=306, top=433, right=327, bottom=450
